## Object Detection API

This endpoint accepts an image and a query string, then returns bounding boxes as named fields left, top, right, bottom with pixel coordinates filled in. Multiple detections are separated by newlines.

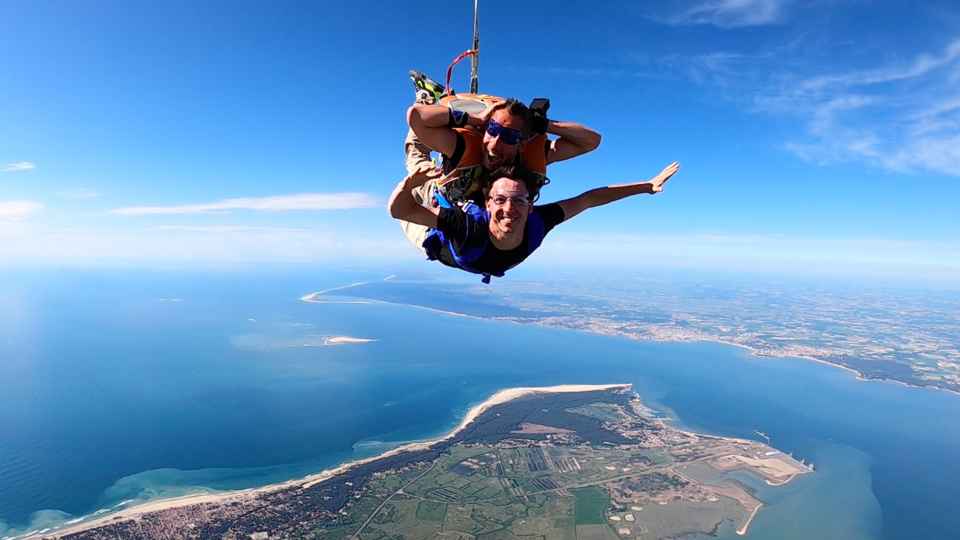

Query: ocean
left=1, top=267, right=958, bottom=539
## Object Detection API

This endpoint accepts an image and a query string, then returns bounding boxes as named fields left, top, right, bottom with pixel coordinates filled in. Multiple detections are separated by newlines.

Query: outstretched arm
left=387, top=165, right=442, bottom=229
left=545, top=120, right=602, bottom=165
left=556, top=162, right=679, bottom=221
left=407, top=102, right=504, bottom=157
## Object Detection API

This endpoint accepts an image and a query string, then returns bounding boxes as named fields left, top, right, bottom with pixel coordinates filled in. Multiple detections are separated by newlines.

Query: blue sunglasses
left=486, top=119, right=524, bottom=146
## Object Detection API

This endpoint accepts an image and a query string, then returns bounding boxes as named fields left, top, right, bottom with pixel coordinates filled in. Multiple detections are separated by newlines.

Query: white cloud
left=534, top=232, right=960, bottom=280
left=650, top=0, right=797, bottom=28
left=146, top=225, right=288, bottom=232
left=777, top=42, right=960, bottom=175
left=1, top=219, right=957, bottom=281
left=652, top=39, right=960, bottom=176
left=0, top=221, right=410, bottom=263
left=0, top=201, right=43, bottom=221
left=888, top=133, right=960, bottom=176
left=4, top=162, right=35, bottom=172
left=107, top=192, right=381, bottom=215
left=800, top=41, right=960, bottom=90
left=57, top=188, right=100, bottom=198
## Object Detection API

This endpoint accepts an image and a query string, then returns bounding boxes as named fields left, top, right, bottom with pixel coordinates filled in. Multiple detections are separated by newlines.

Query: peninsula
left=41, top=385, right=809, bottom=540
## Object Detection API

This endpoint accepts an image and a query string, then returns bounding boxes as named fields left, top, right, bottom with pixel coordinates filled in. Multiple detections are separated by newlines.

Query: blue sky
left=2, top=0, right=959, bottom=279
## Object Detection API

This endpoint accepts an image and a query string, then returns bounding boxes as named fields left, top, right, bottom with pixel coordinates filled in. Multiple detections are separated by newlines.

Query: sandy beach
left=299, top=292, right=370, bottom=305
left=736, top=503, right=763, bottom=536
left=302, top=289, right=475, bottom=319
left=300, top=383, right=631, bottom=488
left=41, top=383, right=631, bottom=540
left=300, top=274, right=396, bottom=305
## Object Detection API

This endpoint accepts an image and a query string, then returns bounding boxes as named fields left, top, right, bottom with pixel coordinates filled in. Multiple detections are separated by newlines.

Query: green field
left=415, top=501, right=447, bottom=524
left=567, top=404, right=623, bottom=423
left=570, top=487, right=609, bottom=525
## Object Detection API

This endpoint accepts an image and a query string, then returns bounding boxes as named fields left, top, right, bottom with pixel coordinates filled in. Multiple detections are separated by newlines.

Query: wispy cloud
left=2, top=219, right=957, bottom=280
left=647, top=38, right=960, bottom=176
left=107, top=193, right=381, bottom=216
left=4, top=162, right=35, bottom=172
left=799, top=41, right=960, bottom=90
left=0, top=222, right=408, bottom=263
left=144, top=225, right=309, bottom=233
left=536, top=232, right=960, bottom=280
left=775, top=40, right=960, bottom=175
left=0, top=201, right=43, bottom=221
left=57, top=188, right=100, bottom=198
left=648, top=0, right=798, bottom=28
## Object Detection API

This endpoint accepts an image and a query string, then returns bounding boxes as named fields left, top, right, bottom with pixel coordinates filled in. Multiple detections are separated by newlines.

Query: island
left=45, top=385, right=810, bottom=540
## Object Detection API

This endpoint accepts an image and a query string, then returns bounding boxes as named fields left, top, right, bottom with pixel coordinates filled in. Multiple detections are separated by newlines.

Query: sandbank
left=729, top=454, right=807, bottom=480
left=324, top=336, right=377, bottom=345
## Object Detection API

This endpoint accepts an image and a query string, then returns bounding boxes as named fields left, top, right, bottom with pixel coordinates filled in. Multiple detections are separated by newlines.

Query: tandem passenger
left=388, top=161, right=681, bottom=283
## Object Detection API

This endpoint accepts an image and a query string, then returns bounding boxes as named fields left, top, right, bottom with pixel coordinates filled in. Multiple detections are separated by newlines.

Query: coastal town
left=39, top=385, right=810, bottom=540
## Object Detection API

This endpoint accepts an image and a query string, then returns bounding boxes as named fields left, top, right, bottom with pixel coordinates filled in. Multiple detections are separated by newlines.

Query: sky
left=2, top=0, right=959, bottom=280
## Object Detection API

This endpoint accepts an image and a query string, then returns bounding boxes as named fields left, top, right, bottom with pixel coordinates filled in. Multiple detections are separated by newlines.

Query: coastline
left=299, top=274, right=396, bottom=305
left=736, top=504, right=763, bottom=536
left=301, top=289, right=476, bottom=319
left=41, top=383, right=630, bottom=540
left=297, top=382, right=631, bottom=491
left=301, top=289, right=959, bottom=397
left=708, top=340, right=960, bottom=397
left=765, top=470, right=806, bottom=486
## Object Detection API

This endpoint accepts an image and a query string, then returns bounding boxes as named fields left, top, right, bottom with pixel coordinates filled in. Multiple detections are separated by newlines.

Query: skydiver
left=388, top=160, right=681, bottom=283
left=404, top=71, right=601, bottom=206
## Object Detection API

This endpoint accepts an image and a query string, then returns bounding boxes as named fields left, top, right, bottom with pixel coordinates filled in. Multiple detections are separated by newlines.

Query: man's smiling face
left=485, top=177, right=531, bottom=238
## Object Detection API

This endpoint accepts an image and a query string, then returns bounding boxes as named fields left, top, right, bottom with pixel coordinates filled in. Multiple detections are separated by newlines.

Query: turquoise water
left=1, top=268, right=958, bottom=539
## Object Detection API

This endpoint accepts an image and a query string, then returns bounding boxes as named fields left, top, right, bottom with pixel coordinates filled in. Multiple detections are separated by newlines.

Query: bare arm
left=407, top=102, right=503, bottom=157
left=387, top=166, right=441, bottom=229
left=556, top=162, right=679, bottom=221
left=545, top=120, right=602, bottom=165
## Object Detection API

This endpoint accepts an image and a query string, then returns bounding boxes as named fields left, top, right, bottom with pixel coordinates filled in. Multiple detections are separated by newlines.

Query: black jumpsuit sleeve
left=535, top=203, right=566, bottom=234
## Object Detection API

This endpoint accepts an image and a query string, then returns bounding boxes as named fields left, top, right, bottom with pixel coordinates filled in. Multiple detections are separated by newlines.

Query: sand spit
left=299, top=292, right=370, bottom=305
left=736, top=503, right=764, bottom=536
left=300, top=274, right=396, bottom=305
left=42, top=383, right=631, bottom=540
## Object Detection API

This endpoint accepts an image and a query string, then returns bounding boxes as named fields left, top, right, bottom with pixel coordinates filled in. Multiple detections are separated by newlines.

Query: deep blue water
left=1, top=267, right=958, bottom=539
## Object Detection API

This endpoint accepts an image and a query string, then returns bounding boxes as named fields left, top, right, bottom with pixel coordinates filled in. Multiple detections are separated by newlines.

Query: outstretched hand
left=404, top=162, right=442, bottom=187
left=649, top=162, right=680, bottom=193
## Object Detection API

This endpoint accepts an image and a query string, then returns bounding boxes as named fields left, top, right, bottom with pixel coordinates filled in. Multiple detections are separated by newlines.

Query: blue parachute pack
left=422, top=193, right=546, bottom=284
